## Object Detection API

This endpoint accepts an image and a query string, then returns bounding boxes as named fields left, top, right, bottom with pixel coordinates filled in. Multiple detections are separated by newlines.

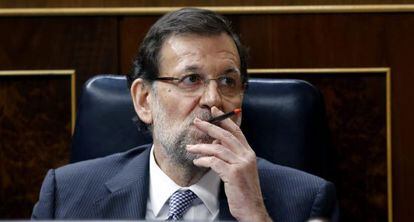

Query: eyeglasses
left=154, top=73, right=245, bottom=97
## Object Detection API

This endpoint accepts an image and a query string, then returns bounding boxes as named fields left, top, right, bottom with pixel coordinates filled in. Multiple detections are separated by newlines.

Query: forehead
left=158, top=33, right=240, bottom=74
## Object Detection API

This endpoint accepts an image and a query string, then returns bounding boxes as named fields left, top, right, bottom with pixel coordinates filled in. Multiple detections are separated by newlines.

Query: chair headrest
left=71, top=75, right=331, bottom=178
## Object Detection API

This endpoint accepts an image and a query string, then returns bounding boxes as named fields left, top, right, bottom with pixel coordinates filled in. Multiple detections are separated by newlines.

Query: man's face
left=150, top=33, right=243, bottom=167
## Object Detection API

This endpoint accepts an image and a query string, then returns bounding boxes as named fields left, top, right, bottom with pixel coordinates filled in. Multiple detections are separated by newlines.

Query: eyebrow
left=183, top=65, right=201, bottom=74
left=181, top=65, right=241, bottom=76
left=223, top=67, right=241, bottom=75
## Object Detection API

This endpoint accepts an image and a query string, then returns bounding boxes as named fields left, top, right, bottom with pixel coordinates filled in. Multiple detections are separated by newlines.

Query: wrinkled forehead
left=160, top=32, right=239, bottom=55
left=158, top=33, right=241, bottom=75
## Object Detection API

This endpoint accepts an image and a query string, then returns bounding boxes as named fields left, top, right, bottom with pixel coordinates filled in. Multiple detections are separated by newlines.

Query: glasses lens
left=217, top=75, right=242, bottom=96
left=167, top=74, right=243, bottom=97
left=176, top=74, right=205, bottom=93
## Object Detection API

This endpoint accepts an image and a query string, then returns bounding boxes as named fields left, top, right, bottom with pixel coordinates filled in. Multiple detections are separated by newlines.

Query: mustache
left=196, top=111, right=213, bottom=121
left=187, top=110, right=212, bottom=125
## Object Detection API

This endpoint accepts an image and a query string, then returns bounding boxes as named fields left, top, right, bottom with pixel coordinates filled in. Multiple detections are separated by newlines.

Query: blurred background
left=1, top=1, right=413, bottom=221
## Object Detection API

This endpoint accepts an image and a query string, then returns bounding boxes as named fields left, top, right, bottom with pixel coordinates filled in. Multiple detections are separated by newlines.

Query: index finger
left=193, top=117, right=245, bottom=154
left=211, top=106, right=249, bottom=147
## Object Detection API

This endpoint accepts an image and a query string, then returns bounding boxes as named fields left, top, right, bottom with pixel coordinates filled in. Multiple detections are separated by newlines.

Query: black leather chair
left=71, top=75, right=333, bottom=179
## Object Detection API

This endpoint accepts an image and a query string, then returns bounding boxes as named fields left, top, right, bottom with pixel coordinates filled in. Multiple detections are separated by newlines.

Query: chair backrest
left=71, top=75, right=332, bottom=178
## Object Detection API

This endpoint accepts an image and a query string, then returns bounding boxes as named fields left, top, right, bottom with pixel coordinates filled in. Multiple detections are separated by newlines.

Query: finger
left=211, top=106, right=249, bottom=147
left=193, top=118, right=244, bottom=154
left=186, top=144, right=239, bottom=164
left=193, top=156, right=230, bottom=182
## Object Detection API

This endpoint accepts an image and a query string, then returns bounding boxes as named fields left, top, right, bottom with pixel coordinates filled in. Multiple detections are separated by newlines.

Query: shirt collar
left=148, top=145, right=220, bottom=217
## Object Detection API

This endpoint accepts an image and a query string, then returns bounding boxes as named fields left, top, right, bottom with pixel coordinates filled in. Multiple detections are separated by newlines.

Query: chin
left=188, top=127, right=214, bottom=144
left=194, top=134, right=214, bottom=144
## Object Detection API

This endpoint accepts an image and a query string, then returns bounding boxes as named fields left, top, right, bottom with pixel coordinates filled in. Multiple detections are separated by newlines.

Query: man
left=32, top=8, right=337, bottom=221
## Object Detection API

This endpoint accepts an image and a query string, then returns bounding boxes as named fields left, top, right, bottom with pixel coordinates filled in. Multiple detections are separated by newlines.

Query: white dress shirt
left=145, top=146, right=221, bottom=221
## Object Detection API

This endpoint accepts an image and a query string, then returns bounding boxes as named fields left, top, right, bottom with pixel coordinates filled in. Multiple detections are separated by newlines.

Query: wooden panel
left=233, top=14, right=413, bottom=222
left=120, top=13, right=414, bottom=222
left=252, top=70, right=389, bottom=221
left=1, top=0, right=413, bottom=8
left=0, top=8, right=413, bottom=222
left=385, top=13, right=414, bottom=222
left=0, top=72, right=73, bottom=218
left=301, top=72, right=388, bottom=222
left=120, top=16, right=165, bottom=75
left=0, top=17, right=118, bottom=218
left=236, top=14, right=413, bottom=222
left=120, top=16, right=158, bottom=75
left=0, top=17, right=119, bottom=96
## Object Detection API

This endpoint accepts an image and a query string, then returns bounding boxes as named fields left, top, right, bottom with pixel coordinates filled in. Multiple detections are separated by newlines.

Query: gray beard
left=159, top=111, right=214, bottom=169
left=167, top=124, right=214, bottom=168
left=151, top=95, right=214, bottom=174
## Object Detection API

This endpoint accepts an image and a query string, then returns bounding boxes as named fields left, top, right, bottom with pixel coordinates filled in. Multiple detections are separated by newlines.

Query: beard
left=151, top=97, right=214, bottom=170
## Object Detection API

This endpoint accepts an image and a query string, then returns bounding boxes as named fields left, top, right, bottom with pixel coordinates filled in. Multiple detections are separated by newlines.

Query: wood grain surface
left=0, top=8, right=413, bottom=221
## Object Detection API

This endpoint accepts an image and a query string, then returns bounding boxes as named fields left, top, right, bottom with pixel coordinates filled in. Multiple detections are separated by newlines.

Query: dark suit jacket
left=32, top=144, right=338, bottom=221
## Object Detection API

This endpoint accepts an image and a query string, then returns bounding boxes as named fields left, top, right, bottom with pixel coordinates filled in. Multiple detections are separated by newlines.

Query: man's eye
left=218, top=76, right=237, bottom=87
left=180, top=74, right=203, bottom=86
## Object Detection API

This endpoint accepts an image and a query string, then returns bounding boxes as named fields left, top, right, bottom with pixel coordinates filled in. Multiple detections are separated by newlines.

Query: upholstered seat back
left=71, top=75, right=331, bottom=178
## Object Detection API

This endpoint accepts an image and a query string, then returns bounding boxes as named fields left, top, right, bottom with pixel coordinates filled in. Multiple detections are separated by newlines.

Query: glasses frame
left=154, top=74, right=246, bottom=97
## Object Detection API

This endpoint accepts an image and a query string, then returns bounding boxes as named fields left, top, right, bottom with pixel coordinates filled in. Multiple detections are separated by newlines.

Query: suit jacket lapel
left=95, top=145, right=151, bottom=219
left=92, top=145, right=240, bottom=220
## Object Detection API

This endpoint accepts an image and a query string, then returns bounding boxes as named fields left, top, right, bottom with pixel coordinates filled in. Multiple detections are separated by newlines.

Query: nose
left=199, top=80, right=222, bottom=109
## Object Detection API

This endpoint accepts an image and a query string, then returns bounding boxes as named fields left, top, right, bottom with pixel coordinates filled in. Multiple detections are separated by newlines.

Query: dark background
left=1, top=1, right=413, bottom=221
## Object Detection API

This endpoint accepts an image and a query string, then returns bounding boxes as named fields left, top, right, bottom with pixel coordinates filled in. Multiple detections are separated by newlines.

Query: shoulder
left=257, top=157, right=329, bottom=188
left=33, top=144, right=152, bottom=219
left=257, top=158, right=337, bottom=221
left=54, top=144, right=151, bottom=187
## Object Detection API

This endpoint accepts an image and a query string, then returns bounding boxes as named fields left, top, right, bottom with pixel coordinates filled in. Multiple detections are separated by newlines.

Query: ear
left=130, top=78, right=153, bottom=125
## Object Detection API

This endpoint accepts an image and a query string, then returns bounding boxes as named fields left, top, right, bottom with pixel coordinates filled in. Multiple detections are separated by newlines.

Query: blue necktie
left=167, top=189, right=198, bottom=220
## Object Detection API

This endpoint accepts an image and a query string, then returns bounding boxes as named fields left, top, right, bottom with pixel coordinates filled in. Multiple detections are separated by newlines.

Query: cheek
left=223, top=96, right=243, bottom=109
left=223, top=97, right=243, bottom=124
left=160, top=89, right=200, bottom=117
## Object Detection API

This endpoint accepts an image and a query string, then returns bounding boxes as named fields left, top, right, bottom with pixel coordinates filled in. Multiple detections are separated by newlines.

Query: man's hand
left=186, top=106, right=272, bottom=222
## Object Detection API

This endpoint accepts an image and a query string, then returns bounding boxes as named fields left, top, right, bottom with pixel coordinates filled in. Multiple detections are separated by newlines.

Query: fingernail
left=194, top=118, right=201, bottom=123
left=186, top=145, right=193, bottom=150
